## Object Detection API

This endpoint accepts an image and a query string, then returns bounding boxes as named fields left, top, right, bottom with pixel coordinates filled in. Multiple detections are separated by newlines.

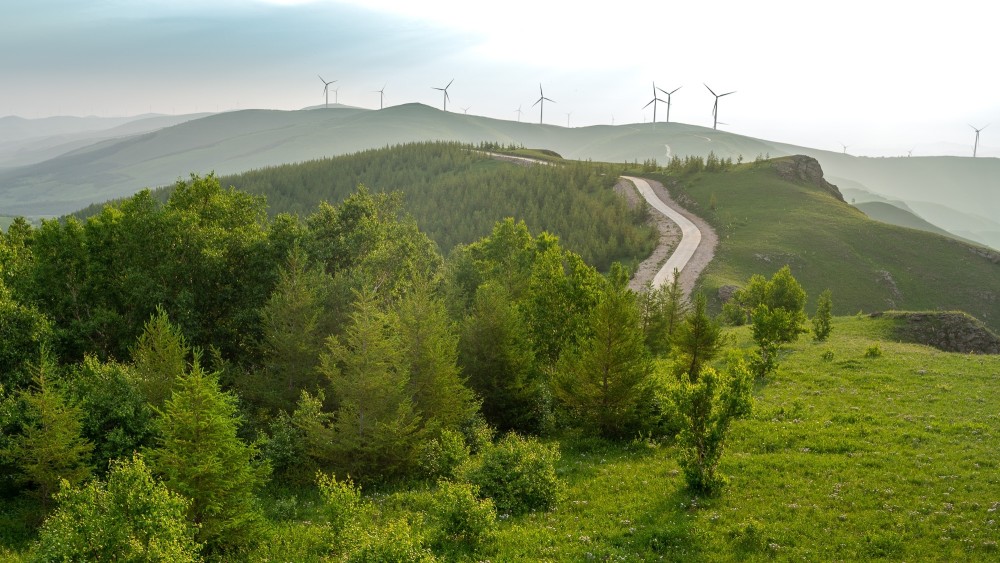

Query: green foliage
left=32, top=454, right=200, bottom=562
left=345, top=518, right=435, bottom=563
left=553, top=264, right=654, bottom=438
left=0, top=284, right=51, bottom=393
left=418, top=429, right=470, bottom=481
left=316, top=472, right=363, bottom=535
left=428, top=479, right=497, bottom=554
left=864, top=343, right=883, bottom=358
left=459, top=433, right=560, bottom=516
left=638, top=269, right=686, bottom=357
left=151, top=354, right=267, bottom=556
left=68, top=356, right=157, bottom=472
left=3, top=353, right=92, bottom=509
left=670, top=293, right=724, bottom=382
left=319, top=291, right=423, bottom=480
left=131, top=306, right=189, bottom=410
left=458, top=283, right=541, bottom=433
left=813, top=289, right=834, bottom=341
left=670, top=363, right=753, bottom=494
left=395, top=279, right=479, bottom=434
left=728, top=267, right=809, bottom=379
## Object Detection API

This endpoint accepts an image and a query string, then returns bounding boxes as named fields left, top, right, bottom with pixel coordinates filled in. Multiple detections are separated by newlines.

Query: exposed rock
left=718, top=285, right=739, bottom=303
left=870, top=311, right=1000, bottom=354
left=970, top=246, right=1000, bottom=265
left=772, top=155, right=845, bottom=202
left=875, top=269, right=903, bottom=307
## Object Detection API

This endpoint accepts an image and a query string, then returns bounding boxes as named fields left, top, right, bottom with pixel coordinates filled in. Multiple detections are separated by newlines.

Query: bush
left=418, top=429, right=470, bottom=481
left=812, top=289, right=833, bottom=341
left=865, top=344, right=883, bottom=358
left=345, top=518, right=435, bottom=563
left=459, top=433, right=560, bottom=515
left=429, top=480, right=496, bottom=554
left=317, top=472, right=363, bottom=535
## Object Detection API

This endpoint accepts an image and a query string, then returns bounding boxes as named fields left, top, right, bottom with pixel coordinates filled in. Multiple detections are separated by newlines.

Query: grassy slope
left=645, top=160, right=1000, bottom=331
left=483, top=317, right=1000, bottom=560
left=854, top=201, right=965, bottom=240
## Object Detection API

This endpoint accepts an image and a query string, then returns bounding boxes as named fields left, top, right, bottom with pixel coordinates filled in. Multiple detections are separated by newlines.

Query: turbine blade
left=704, top=83, right=716, bottom=96
left=447, top=78, right=454, bottom=88
left=670, top=86, right=681, bottom=94
left=721, top=91, right=735, bottom=97
left=643, top=99, right=655, bottom=109
left=532, top=98, right=542, bottom=107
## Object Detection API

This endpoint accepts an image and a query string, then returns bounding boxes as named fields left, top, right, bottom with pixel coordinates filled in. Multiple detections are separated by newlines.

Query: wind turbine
left=462, top=106, right=471, bottom=114
left=660, top=85, right=681, bottom=123
left=532, top=83, right=555, bottom=125
left=840, top=143, right=849, bottom=155
left=971, top=124, right=988, bottom=157
left=704, top=83, right=734, bottom=130
left=375, top=84, right=386, bottom=109
left=643, top=82, right=666, bottom=123
left=433, top=79, right=454, bottom=112
left=515, top=105, right=523, bottom=122
left=318, top=75, right=336, bottom=108
left=566, top=111, right=573, bottom=127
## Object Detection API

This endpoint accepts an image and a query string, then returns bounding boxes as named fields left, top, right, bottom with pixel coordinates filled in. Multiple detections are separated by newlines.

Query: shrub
left=812, top=289, right=833, bottom=341
left=459, top=433, right=560, bottom=515
left=820, top=350, right=835, bottom=362
left=865, top=344, right=883, bottom=359
left=429, top=480, right=496, bottom=554
left=345, top=518, right=435, bottom=563
left=418, top=429, right=470, bottom=481
left=317, top=472, right=363, bottom=534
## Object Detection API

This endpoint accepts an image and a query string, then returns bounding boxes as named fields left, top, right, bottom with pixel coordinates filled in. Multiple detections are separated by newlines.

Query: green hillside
left=4, top=105, right=997, bottom=251
left=854, top=201, right=963, bottom=240
left=644, top=156, right=1000, bottom=331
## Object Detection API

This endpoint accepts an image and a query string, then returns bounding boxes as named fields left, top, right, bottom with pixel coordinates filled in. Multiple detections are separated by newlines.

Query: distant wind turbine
left=660, top=85, right=681, bottom=123
left=611, top=113, right=615, bottom=126
left=643, top=82, right=666, bottom=123
left=907, top=148, right=913, bottom=157
left=532, top=83, right=555, bottom=125
left=515, top=105, right=523, bottom=122
left=971, top=124, right=988, bottom=157
left=704, top=83, right=735, bottom=130
left=318, top=75, right=337, bottom=108
left=566, top=111, right=573, bottom=127
left=840, top=143, right=849, bottom=155
left=375, top=84, right=386, bottom=109
left=462, top=106, right=471, bottom=114
left=433, top=79, right=454, bottom=112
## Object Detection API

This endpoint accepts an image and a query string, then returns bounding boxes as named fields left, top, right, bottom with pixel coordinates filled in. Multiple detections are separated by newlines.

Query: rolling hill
left=2, top=104, right=996, bottom=252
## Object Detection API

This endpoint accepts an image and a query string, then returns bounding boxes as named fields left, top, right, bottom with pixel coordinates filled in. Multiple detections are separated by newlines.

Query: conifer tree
left=554, top=264, right=653, bottom=438
left=670, top=293, right=724, bottom=382
left=320, top=291, right=422, bottom=479
left=131, top=306, right=188, bottom=409
left=151, top=353, right=267, bottom=556
left=5, top=351, right=92, bottom=509
left=813, top=289, right=834, bottom=341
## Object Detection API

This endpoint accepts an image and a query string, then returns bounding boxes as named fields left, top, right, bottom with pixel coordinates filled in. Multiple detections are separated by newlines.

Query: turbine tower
left=515, top=105, right=523, bottom=122
left=375, top=84, right=386, bottom=109
left=433, top=79, right=454, bottom=112
left=566, top=111, right=572, bottom=127
left=660, top=85, right=681, bottom=123
left=318, top=75, right=337, bottom=108
left=643, top=82, right=666, bottom=123
left=532, top=84, right=555, bottom=125
left=704, top=83, right=734, bottom=130
left=971, top=124, right=988, bottom=157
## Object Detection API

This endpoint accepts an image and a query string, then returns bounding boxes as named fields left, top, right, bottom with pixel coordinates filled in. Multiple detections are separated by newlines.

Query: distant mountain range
left=1, top=104, right=997, bottom=250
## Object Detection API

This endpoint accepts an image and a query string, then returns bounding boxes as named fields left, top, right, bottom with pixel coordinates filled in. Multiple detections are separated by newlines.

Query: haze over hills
left=0, top=104, right=996, bottom=250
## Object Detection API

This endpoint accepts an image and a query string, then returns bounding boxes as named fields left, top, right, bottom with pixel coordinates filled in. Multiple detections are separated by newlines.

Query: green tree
left=247, top=244, right=333, bottom=417
left=151, top=353, right=267, bottom=556
left=0, top=282, right=52, bottom=391
left=32, top=454, right=200, bottom=562
left=671, top=363, right=753, bottom=494
left=739, top=267, right=808, bottom=378
left=319, top=291, right=422, bottom=479
left=458, top=283, right=540, bottom=433
left=131, top=306, right=190, bottom=410
left=638, top=269, right=686, bottom=357
left=395, top=279, right=479, bottom=433
left=553, top=264, right=654, bottom=438
left=813, top=289, right=834, bottom=341
left=670, top=293, right=724, bottom=382
left=4, top=352, right=93, bottom=509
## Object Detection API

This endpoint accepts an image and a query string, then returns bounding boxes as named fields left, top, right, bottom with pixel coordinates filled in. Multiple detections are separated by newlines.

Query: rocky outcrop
left=772, top=155, right=845, bottom=202
left=870, top=311, right=1000, bottom=354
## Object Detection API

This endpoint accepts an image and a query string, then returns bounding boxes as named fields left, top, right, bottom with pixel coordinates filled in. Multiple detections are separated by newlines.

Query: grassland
left=643, top=159, right=1000, bottom=332
left=241, top=316, right=999, bottom=561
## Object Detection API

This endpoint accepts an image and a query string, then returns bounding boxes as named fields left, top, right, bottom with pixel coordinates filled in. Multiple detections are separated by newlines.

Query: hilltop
left=1, top=104, right=996, bottom=251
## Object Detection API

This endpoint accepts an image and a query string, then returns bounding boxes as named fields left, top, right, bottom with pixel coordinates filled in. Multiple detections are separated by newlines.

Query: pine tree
left=813, top=289, right=834, bottom=341
left=131, top=306, right=188, bottom=409
left=320, top=291, right=422, bottom=479
left=554, top=264, right=653, bottom=438
left=151, top=353, right=267, bottom=556
left=670, top=293, right=724, bottom=382
left=5, top=351, right=93, bottom=509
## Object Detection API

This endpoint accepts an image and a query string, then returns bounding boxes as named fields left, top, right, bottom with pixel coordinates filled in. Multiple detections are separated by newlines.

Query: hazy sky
left=2, top=0, right=997, bottom=156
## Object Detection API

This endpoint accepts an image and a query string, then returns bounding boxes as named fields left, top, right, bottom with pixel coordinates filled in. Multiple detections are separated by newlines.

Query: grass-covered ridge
left=643, top=156, right=1000, bottom=331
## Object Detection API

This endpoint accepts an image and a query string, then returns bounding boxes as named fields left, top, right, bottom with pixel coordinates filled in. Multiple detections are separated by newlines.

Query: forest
left=1, top=162, right=818, bottom=560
